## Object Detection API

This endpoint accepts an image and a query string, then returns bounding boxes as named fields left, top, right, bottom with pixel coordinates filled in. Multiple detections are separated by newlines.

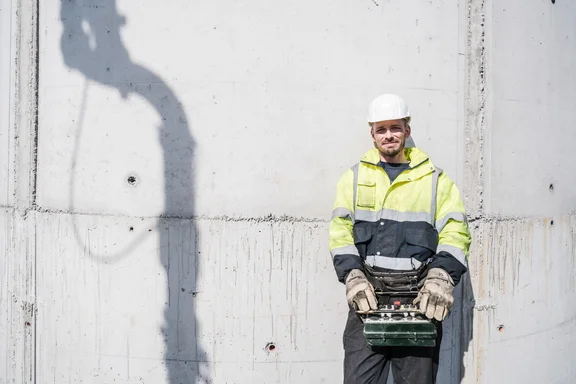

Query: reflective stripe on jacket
left=329, top=147, right=471, bottom=285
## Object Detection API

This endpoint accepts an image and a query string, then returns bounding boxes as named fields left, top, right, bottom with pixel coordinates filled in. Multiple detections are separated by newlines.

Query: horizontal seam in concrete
left=1, top=205, right=574, bottom=223
left=165, top=358, right=342, bottom=364
left=33, top=206, right=328, bottom=223
left=467, top=212, right=576, bottom=223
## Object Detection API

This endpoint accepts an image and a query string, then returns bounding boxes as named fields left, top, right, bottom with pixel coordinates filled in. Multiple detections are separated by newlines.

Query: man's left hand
left=414, top=267, right=455, bottom=321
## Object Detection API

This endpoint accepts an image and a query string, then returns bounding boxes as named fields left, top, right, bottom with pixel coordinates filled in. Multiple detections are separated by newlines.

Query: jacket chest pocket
left=405, top=228, right=438, bottom=252
left=357, top=182, right=376, bottom=208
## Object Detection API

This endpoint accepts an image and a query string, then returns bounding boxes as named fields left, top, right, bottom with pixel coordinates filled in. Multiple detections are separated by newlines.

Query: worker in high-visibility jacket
left=329, top=94, right=471, bottom=384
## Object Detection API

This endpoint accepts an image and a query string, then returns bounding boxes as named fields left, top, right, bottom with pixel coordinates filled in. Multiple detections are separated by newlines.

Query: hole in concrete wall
left=551, top=220, right=554, bottom=226
left=127, top=175, right=139, bottom=186
left=25, top=322, right=31, bottom=327
left=549, top=183, right=554, bottom=191
left=497, top=325, right=505, bottom=332
left=551, top=0, right=555, bottom=4
left=129, top=226, right=134, bottom=232
left=265, top=342, right=277, bottom=352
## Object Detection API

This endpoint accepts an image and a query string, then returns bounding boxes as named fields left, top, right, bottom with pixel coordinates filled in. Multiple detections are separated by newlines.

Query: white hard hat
left=367, top=94, right=411, bottom=124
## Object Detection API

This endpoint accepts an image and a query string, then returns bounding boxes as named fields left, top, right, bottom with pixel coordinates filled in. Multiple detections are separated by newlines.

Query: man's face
left=370, top=119, right=411, bottom=158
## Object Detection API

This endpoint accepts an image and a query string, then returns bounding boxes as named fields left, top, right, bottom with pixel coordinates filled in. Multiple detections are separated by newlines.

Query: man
left=329, top=94, right=471, bottom=384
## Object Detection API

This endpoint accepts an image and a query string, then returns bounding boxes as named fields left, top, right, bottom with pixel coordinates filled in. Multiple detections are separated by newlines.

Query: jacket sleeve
left=329, top=166, right=364, bottom=283
left=429, top=172, right=472, bottom=285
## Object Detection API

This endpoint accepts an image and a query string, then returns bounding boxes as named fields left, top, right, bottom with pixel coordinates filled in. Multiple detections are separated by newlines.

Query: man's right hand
left=345, top=269, right=378, bottom=312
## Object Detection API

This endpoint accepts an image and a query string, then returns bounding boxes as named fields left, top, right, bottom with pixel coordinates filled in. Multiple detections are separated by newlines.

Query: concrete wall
left=0, top=0, right=574, bottom=383
left=464, top=0, right=576, bottom=383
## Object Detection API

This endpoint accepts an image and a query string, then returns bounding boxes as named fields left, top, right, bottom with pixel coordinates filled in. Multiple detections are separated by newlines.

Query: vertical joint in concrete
left=464, top=0, right=487, bottom=220
left=12, top=0, right=40, bottom=215
left=8, top=2, right=40, bottom=383
left=31, top=0, right=39, bottom=210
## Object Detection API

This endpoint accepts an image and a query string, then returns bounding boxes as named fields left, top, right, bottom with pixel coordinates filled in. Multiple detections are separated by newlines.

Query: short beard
left=379, top=137, right=406, bottom=157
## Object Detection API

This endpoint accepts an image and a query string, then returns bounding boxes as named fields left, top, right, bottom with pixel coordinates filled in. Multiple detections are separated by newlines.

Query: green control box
left=357, top=303, right=438, bottom=348
left=363, top=319, right=437, bottom=347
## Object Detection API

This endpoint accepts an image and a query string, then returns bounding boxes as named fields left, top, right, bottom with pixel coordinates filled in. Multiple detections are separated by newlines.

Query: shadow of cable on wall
left=60, top=1, right=208, bottom=382
left=458, top=273, right=475, bottom=382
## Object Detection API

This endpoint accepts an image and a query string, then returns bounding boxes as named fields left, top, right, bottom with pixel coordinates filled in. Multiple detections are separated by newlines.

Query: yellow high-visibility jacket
left=329, top=147, right=471, bottom=285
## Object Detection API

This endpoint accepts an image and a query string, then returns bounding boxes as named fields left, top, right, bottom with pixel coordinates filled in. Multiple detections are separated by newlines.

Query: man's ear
left=369, top=123, right=376, bottom=141
left=405, top=124, right=411, bottom=138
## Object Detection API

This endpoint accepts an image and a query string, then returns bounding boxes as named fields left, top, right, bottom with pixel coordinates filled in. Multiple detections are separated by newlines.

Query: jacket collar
left=360, top=147, right=437, bottom=174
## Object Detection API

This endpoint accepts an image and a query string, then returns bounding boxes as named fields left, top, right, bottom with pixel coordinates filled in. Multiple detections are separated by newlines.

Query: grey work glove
left=414, top=268, right=455, bottom=321
left=345, top=269, right=378, bottom=312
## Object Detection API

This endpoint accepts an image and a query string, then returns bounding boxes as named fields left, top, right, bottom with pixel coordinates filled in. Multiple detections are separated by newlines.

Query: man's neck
left=379, top=151, right=408, bottom=164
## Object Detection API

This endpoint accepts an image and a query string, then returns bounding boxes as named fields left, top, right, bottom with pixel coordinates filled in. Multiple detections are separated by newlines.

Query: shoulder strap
left=430, top=167, right=443, bottom=226
left=351, top=163, right=359, bottom=214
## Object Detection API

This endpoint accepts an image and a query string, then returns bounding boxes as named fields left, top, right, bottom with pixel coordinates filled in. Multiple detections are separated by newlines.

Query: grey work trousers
left=343, top=308, right=442, bottom=384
